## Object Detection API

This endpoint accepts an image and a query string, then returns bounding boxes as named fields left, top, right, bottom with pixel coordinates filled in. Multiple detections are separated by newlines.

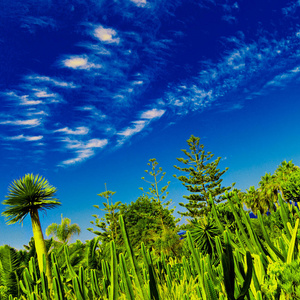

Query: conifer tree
left=174, top=135, right=233, bottom=218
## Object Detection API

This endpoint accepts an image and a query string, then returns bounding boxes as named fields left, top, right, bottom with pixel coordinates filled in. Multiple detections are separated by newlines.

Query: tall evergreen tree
left=174, top=135, right=233, bottom=218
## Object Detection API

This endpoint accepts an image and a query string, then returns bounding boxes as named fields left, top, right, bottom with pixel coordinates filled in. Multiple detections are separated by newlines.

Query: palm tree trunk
left=30, top=208, right=53, bottom=287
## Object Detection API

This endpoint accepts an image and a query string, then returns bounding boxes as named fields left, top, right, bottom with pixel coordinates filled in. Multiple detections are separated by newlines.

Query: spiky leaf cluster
left=2, top=174, right=60, bottom=224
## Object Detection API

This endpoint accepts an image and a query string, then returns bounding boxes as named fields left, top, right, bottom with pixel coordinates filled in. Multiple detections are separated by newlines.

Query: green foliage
left=243, top=160, right=300, bottom=214
left=88, top=184, right=124, bottom=252
left=2, top=174, right=61, bottom=288
left=0, top=245, right=24, bottom=298
left=2, top=174, right=60, bottom=224
left=174, top=135, right=233, bottom=218
left=140, top=158, right=171, bottom=204
left=189, top=216, right=221, bottom=262
left=46, top=214, right=81, bottom=244
left=122, top=195, right=181, bottom=255
left=139, top=158, right=181, bottom=256
left=5, top=146, right=300, bottom=299
left=89, top=181, right=181, bottom=256
left=4, top=189, right=300, bottom=300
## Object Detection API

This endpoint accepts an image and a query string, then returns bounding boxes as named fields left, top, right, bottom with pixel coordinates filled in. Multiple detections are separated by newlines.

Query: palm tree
left=243, top=186, right=266, bottom=214
left=46, top=214, right=81, bottom=243
left=258, top=173, right=278, bottom=212
left=275, top=160, right=300, bottom=201
left=2, top=174, right=61, bottom=286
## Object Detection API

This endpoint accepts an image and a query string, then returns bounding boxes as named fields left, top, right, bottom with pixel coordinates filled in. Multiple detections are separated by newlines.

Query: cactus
left=119, top=253, right=134, bottom=300
left=141, top=243, right=160, bottom=300
left=119, top=215, right=149, bottom=300
left=109, top=240, right=118, bottom=300
left=221, top=236, right=253, bottom=300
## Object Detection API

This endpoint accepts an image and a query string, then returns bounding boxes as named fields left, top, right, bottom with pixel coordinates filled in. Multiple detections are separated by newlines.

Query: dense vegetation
left=1, top=135, right=300, bottom=299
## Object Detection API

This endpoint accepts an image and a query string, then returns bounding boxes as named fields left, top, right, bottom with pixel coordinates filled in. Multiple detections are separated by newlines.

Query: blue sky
left=1, top=0, right=300, bottom=249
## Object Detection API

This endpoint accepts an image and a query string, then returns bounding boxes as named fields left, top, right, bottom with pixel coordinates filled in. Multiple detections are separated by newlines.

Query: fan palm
left=46, top=214, right=81, bottom=243
left=2, top=174, right=61, bottom=286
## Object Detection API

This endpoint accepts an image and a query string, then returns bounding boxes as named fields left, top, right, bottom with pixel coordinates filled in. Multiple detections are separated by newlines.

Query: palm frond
left=2, top=174, right=61, bottom=224
left=0, top=245, right=23, bottom=297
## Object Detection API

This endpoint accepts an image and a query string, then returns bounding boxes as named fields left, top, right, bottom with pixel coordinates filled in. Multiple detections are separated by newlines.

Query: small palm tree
left=46, top=214, right=81, bottom=243
left=2, top=174, right=61, bottom=286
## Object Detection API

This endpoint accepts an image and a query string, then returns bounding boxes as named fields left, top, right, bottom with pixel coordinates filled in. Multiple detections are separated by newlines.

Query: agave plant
left=189, top=216, right=221, bottom=262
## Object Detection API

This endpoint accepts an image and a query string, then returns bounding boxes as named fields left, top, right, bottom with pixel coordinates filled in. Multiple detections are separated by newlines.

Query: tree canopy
left=174, top=135, right=233, bottom=218
left=46, top=214, right=81, bottom=243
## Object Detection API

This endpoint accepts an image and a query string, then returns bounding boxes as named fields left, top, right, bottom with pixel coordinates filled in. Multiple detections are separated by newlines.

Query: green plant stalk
left=148, top=266, right=160, bottom=300
left=250, top=264, right=261, bottom=296
left=186, top=231, right=202, bottom=276
left=119, top=253, right=135, bottom=300
left=204, top=272, right=218, bottom=300
left=52, top=277, right=64, bottom=300
left=78, top=266, right=87, bottom=300
left=40, top=271, right=50, bottom=300
left=147, top=248, right=161, bottom=300
left=221, top=239, right=235, bottom=300
left=208, top=194, right=225, bottom=232
left=72, top=276, right=85, bottom=300
left=287, top=218, right=299, bottom=263
left=29, top=291, right=38, bottom=300
left=236, top=251, right=253, bottom=300
left=63, top=245, right=77, bottom=279
left=109, top=240, right=118, bottom=300
left=277, top=194, right=292, bottom=239
left=52, top=262, right=65, bottom=300
left=90, top=269, right=101, bottom=298
left=226, top=193, right=255, bottom=253
left=119, top=215, right=149, bottom=300
left=182, top=256, right=191, bottom=278
left=103, top=277, right=109, bottom=299
left=257, top=211, right=285, bottom=262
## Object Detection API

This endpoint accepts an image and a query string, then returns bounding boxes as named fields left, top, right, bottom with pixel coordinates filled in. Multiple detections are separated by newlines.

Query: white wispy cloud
left=27, top=110, right=49, bottom=116
left=60, top=138, right=108, bottom=165
left=130, top=0, right=147, bottom=7
left=33, top=88, right=57, bottom=99
left=117, top=120, right=148, bottom=137
left=4, top=85, right=63, bottom=106
left=0, top=119, right=41, bottom=126
left=20, top=98, right=43, bottom=105
left=6, top=135, right=43, bottom=141
left=140, top=108, right=165, bottom=119
left=164, top=28, right=300, bottom=114
left=4, top=92, right=43, bottom=105
left=259, top=65, right=300, bottom=90
left=55, top=126, right=89, bottom=135
left=93, top=26, right=120, bottom=44
left=62, top=55, right=102, bottom=70
left=282, top=1, right=300, bottom=15
left=76, top=106, right=106, bottom=120
left=26, top=75, right=78, bottom=88
left=20, top=16, right=57, bottom=33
